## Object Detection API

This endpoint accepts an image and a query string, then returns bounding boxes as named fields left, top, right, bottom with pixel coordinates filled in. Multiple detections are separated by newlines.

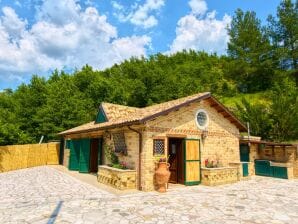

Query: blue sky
left=0, top=0, right=282, bottom=90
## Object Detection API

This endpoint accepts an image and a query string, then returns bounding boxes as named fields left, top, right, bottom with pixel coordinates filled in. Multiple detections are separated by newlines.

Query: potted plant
left=155, top=157, right=170, bottom=193
left=205, top=158, right=219, bottom=168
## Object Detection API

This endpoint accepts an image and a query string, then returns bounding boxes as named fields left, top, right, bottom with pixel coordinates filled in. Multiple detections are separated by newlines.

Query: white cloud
left=112, top=35, right=151, bottom=60
left=1, top=7, right=27, bottom=40
left=189, top=0, right=207, bottom=16
left=169, top=0, right=231, bottom=54
left=111, top=1, right=124, bottom=11
left=35, top=0, right=81, bottom=26
left=14, top=1, right=22, bottom=7
left=112, top=0, right=165, bottom=29
left=0, top=0, right=151, bottom=85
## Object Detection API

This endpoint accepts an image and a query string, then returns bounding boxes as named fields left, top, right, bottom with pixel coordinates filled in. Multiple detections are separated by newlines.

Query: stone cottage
left=59, top=92, right=249, bottom=191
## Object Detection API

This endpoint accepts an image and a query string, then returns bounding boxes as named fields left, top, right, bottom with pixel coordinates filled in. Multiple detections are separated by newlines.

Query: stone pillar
left=63, top=148, right=69, bottom=168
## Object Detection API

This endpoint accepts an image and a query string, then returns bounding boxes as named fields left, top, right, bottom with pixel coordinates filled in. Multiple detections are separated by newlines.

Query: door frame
left=183, top=138, right=201, bottom=186
left=168, top=137, right=185, bottom=184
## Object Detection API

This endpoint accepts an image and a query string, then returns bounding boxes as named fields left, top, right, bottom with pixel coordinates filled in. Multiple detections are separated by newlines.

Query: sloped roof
left=59, top=92, right=247, bottom=135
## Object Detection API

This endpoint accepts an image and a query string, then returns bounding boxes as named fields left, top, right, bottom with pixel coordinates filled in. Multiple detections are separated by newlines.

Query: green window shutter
left=79, top=138, right=91, bottom=173
left=69, top=140, right=80, bottom=171
left=95, top=107, right=107, bottom=123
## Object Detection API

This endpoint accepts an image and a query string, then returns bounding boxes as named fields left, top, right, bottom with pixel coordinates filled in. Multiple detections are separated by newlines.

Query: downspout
left=128, top=126, right=142, bottom=191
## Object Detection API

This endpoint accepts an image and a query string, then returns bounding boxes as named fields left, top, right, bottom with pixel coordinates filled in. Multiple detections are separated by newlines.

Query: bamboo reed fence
left=0, top=142, right=60, bottom=172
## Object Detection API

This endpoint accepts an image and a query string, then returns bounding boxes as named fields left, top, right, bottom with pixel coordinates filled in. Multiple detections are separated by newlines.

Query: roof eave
left=58, top=91, right=247, bottom=136
left=58, top=120, right=142, bottom=136
left=209, top=96, right=247, bottom=132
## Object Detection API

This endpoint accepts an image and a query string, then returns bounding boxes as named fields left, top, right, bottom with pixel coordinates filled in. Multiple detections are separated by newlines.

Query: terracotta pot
left=155, top=162, right=170, bottom=193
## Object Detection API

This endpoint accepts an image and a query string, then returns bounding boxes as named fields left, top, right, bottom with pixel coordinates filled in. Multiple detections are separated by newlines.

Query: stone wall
left=63, top=148, right=70, bottom=168
left=293, top=160, right=298, bottom=178
left=64, top=99, right=243, bottom=191
left=97, top=165, right=136, bottom=190
left=140, top=100, right=241, bottom=191
left=201, top=167, right=239, bottom=186
left=249, top=143, right=298, bottom=179
left=249, top=143, right=260, bottom=162
left=102, top=128, right=141, bottom=188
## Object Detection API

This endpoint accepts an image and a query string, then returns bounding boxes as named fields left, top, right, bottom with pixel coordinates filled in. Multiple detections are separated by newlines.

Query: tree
left=227, top=9, right=274, bottom=92
left=236, top=98, right=272, bottom=139
left=269, top=79, right=298, bottom=141
left=35, top=72, right=94, bottom=140
left=267, top=0, right=298, bottom=84
left=13, top=76, right=48, bottom=143
left=0, top=90, right=32, bottom=145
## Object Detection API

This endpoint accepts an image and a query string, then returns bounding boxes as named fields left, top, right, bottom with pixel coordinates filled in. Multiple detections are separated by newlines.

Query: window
left=195, top=109, right=209, bottom=130
left=112, top=132, right=127, bottom=154
left=153, top=139, right=165, bottom=155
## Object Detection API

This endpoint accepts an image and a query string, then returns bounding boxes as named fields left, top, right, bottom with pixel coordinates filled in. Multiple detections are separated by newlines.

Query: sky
left=0, top=0, right=282, bottom=90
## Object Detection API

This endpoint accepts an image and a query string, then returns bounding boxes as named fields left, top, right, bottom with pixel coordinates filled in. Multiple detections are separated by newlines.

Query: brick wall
left=140, top=100, right=241, bottom=191
left=249, top=143, right=298, bottom=179
left=102, top=129, right=141, bottom=187
left=95, top=99, right=243, bottom=191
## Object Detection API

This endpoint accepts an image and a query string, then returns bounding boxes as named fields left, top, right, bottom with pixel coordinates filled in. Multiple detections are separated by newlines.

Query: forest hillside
left=0, top=0, right=297, bottom=145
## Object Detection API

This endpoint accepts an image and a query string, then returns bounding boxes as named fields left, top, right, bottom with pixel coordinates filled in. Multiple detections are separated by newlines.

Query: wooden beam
left=217, top=109, right=225, bottom=113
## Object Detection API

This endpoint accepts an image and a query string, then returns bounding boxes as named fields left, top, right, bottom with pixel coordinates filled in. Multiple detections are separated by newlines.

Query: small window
left=153, top=139, right=165, bottom=156
left=112, top=132, right=127, bottom=154
left=195, top=109, right=209, bottom=130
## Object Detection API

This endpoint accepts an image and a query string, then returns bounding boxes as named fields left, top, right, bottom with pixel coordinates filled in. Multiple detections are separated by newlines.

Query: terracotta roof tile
left=101, top=103, right=140, bottom=121
left=60, top=92, right=244, bottom=135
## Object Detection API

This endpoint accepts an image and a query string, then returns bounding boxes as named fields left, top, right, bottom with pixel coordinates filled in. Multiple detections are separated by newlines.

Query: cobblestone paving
left=0, top=166, right=298, bottom=224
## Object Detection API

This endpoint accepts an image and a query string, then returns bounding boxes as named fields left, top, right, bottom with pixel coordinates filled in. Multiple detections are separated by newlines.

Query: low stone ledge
left=97, top=165, right=136, bottom=190
left=269, top=161, right=293, bottom=168
left=201, top=167, right=239, bottom=186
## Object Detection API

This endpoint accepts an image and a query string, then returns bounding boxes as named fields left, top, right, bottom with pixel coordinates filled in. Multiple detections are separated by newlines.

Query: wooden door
left=98, top=138, right=102, bottom=166
left=184, top=139, right=201, bottom=185
left=168, top=139, right=178, bottom=183
left=177, top=140, right=184, bottom=184
left=168, top=138, right=184, bottom=184
left=240, top=144, right=249, bottom=162
left=68, top=139, right=80, bottom=171
left=79, top=138, right=91, bottom=173
left=240, top=144, right=249, bottom=177
left=89, top=139, right=99, bottom=173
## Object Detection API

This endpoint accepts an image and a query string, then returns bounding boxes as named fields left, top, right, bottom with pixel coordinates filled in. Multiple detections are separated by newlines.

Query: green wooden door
left=184, top=139, right=201, bottom=186
left=240, top=144, right=249, bottom=177
left=272, top=166, right=288, bottom=179
left=69, top=140, right=80, bottom=171
left=242, top=163, right=249, bottom=177
left=255, top=160, right=272, bottom=176
left=79, top=138, right=91, bottom=173
left=240, top=144, right=249, bottom=162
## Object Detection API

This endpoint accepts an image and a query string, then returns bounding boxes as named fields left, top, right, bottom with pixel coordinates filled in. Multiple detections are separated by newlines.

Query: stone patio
left=0, top=166, right=297, bottom=224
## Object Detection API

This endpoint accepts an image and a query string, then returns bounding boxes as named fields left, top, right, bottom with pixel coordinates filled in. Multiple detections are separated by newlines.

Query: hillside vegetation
left=0, top=0, right=297, bottom=145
